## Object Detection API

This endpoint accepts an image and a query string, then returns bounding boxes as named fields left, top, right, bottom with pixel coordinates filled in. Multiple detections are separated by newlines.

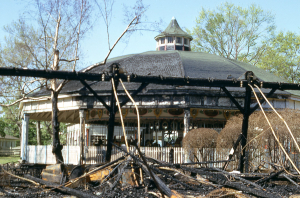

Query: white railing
left=25, top=146, right=288, bottom=170
left=26, top=145, right=186, bottom=165
left=27, top=145, right=80, bottom=164
left=0, top=148, right=20, bottom=156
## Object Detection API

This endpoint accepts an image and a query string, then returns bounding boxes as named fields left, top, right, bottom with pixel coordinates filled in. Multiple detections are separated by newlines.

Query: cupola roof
left=154, top=17, right=193, bottom=40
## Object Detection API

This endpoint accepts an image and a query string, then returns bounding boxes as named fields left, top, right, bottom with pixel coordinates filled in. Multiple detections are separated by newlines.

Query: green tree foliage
left=1, top=102, right=22, bottom=138
left=188, top=2, right=275, bottom=64
left=0, top=117, right=6, bottom=137
left=257, top=32, right=300, bottom=83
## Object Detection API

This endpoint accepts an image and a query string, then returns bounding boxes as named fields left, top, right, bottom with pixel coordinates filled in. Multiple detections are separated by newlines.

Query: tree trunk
left=51, top=90, right=63, bottom=164
left=51, top=50, right=63, bottom=164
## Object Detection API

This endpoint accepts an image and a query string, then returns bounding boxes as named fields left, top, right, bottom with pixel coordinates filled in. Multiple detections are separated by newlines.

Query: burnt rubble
left=1, top=144, right=300, bottom=198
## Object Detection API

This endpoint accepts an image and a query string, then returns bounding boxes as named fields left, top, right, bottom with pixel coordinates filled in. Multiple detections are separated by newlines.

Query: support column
left=21, top=113, right=29, bottom=161
left=239, top=72, right=253, bottom=173
left=183, top=109, right=190, bottom=138
left=36, top=121, right=41, bottom=145
left=79, top=110, right=86, bottom=165
left=183, top=109, right=191, bottom=163
left=106, top=64, right=119, bottom=162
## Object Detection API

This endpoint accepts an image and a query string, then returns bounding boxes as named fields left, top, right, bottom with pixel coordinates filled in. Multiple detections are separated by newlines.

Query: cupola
left=155, top=17, right=193, bottom=51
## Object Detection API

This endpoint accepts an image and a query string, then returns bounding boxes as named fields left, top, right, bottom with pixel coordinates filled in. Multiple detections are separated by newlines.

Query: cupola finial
left=155, top=17, right=193, bottom=51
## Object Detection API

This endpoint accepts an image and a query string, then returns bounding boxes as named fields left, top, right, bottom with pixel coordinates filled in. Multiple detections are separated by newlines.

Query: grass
left=0, top=156, right=20, bottom=164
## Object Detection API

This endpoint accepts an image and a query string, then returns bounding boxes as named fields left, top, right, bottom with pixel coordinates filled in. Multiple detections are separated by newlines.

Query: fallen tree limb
left=24, top=174, right=98, bottom=198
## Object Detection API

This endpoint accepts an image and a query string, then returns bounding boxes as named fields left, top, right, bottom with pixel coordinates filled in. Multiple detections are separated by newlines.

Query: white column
left=21, top=113, right=30, bottom=161
left=183, top=109, right=190, bottom=137
left=183, top=109, right=192, bottom=163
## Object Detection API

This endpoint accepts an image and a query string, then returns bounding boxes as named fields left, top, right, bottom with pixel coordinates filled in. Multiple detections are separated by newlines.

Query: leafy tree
left=0, top=117, right=6, bottom=137
left=1, top=102, right=22, bottom=138
left=188, top=2, right=275, bottom=64
left=257, top=32, right=300, bottom=83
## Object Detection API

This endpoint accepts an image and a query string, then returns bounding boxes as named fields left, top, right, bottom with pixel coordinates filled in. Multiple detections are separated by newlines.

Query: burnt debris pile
left=1, top=143, right=300, bottom=198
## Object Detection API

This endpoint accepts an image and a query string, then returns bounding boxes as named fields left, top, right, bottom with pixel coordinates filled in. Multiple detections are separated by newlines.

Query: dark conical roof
left=155, top=17, right=193, bottom=40
left=30, top=50, right=300, bottom=97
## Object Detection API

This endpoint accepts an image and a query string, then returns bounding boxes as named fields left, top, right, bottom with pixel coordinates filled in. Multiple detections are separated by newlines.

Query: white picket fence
left=25, top=145, right=186, bottom=165
left=25, top=145, right=231, bottom=166
left=25, top=146, right=278, bottom=170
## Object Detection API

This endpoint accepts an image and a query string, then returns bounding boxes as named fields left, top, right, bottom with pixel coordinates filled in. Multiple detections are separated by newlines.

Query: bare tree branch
left=83, top=15, right=138, bottom=72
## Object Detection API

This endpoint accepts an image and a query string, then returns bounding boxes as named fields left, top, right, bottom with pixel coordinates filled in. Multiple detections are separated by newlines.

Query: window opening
left=176, top=37, right=182, bottom=43
left=184, top=38, right=188, bottom=45
left=167, top=37, right=173, bottom=43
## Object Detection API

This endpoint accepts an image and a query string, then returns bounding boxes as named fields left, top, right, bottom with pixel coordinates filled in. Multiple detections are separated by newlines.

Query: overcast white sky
left=1, top=0, right=300, bottom=69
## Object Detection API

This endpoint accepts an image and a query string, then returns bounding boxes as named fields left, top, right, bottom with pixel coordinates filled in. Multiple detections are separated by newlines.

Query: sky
left=0, top=0, right=300, bottom=69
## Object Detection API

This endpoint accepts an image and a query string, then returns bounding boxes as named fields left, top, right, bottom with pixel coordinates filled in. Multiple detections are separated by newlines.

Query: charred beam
left=239, top=71, right=252, bottom=173
left=24, top=174, right=98, bottom=198
left=223, top=133, right=243, bottom=170
left=2, top=67, right=300, bottom=91
left=250, top=88, right=277, bottom=114
left=154, top=160, right=234, bottom=167
left=221, top=87, right=244, bottom=113
left=113, top=142, right=179, bottom=197
left=180, top=166, right=281, bottom=198
left=79, top=79, right=110, bottom=111
left=106, top=64, right=119, bottom=162
left=282, top=174, right=300, bottom=188
left=119, top=82, right=149, bottom=109
left=255, top=169, right=285, bottom=184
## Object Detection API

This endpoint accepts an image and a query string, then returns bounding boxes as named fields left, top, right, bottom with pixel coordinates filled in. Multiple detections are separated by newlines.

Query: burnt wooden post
left=106, top=64, right=120, bottom=162
left=169, top=148, right=174, bottom=164
left=239, top=71, right=253, bottom=173
left=79, top=109, right=86, bottom=165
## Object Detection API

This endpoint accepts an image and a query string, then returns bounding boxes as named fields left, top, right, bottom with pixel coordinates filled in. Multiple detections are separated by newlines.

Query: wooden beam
left=1, top=67, right=300, bottom=91
left=79, top=79, right=110, bottom=111
left=221, top=87, right=244, bottom=113
left=249, top=88, right=277, bottom=115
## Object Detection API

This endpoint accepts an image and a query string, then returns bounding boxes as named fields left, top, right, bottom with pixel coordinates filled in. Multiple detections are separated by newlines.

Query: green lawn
left=0, top=156, right=20, bottom=164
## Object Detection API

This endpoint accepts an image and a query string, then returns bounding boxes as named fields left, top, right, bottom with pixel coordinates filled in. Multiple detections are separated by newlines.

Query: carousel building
left=20, top=18, right=300, bottom=162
